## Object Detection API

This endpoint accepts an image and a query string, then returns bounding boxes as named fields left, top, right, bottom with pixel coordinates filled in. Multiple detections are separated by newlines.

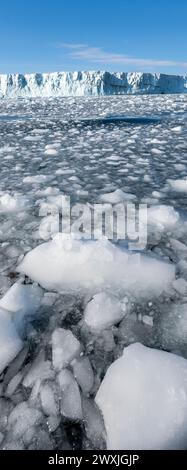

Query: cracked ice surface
left=0, top=95, right=187, bottom=449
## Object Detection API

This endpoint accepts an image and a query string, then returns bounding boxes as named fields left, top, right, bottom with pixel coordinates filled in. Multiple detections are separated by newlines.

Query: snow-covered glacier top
left=0, top=71, right=187, bottom=98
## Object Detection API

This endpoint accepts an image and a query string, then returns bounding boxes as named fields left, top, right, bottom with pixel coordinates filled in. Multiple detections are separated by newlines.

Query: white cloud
left=60, top=43, right=187, bottom=69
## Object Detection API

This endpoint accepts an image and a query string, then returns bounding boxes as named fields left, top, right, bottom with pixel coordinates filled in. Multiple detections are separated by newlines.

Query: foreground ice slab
left=18, top=236, right=175, bottom=297
left=96, top=343, right=187, bottom=450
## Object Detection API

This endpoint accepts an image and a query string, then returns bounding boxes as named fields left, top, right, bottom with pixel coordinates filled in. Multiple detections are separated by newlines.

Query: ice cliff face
left=0, top=71, right=187, bottom=98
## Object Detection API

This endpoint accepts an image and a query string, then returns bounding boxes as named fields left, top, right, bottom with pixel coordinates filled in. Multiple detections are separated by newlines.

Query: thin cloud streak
left=61, top=43, right=187, bottom=69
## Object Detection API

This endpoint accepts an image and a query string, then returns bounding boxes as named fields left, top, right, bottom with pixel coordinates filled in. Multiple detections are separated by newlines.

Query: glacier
left=0, top=71, right=187, bottom=98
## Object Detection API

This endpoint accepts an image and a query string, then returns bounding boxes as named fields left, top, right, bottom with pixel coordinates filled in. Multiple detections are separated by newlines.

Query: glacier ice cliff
left=0, top=71, right=187, bottom=98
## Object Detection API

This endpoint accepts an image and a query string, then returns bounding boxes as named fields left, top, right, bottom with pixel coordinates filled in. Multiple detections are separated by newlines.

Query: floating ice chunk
left=18, top=236, right=175, bottom=298
left=3, top=440, right=25, bottom=450
left=82, top=397, right=106, bottom=447
left=52, top=328, right=81, bottom=371
left=148, top=205, right=179, bottom=230
left=174, top=164, right=186, bottom=171
left=71, top=356, right=94, bottom=394
left=0, top=281, right=42, bottom=316
left=5, top=372, right=23, bottom=397
left=177, top=260, right=187, bottom=279
left=156, top=303, right=187, bottom=355
left=24, top=135, right=42, bottom=141
left=31, top=428, right=53, bottom=450
left=142, top=315, right=153, bottom=327
left=151, top=148, right=162, bottom=155
left=0, top=398, right=13, bottom=432
left=84, top=292, right=125, bottom=332
left=170, top=238, right=187, bottom=258
left=172, top=278, right=187, bottom=295
left=8, top=401, right=43, bottom=439
left=96, top=343, right=187, bottom=449
left=3, top=345, right=28, bottom=386
left=0, top=311, right=23, bottom=374
left=0, top=281, right=43, bottom=335
left=40, top=383, right=59, bottom=416
left=23, top=352, right=54, bottom=388
left=0, top=192, right=29, bottom=213
left=23, top=174, right=54, bottom=184
left=44, top=148, right=58, bottom=156
left=100, top=189, right=136, bottom=204
left=172, top=126, right=182, bottom=133
left=29, top=379, right=42, bottom=408
left=57, top=369, right=82, bottom=420
left=36, top=186, right=60, bottom=197
left=47, top=415, right=61, bottom=433
left=168, top=179, right=187, bottom=193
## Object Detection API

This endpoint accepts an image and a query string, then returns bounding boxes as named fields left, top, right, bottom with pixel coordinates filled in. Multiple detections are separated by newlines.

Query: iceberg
left=0, top=71, right=187, bottom=98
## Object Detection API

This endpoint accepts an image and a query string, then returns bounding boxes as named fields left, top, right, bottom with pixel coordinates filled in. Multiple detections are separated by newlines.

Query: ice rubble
left=18, top=235, right=175, bottom=297
left=96, top=343, right=187, bottom=450
left=0, top=71, right=187, bottom=98
left=0, top=94, right=187, bottom=450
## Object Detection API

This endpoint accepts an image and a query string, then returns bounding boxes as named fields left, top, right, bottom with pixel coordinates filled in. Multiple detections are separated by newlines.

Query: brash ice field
left=1, top=94, right=187, bottom=449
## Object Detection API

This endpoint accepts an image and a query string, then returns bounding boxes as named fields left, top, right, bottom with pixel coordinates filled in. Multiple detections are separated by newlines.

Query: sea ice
left=96, top=343, right=187, bottom=449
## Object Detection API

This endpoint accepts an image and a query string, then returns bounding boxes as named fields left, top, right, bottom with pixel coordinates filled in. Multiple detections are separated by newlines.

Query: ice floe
left=96, top=343, right=187, bottom=449
left=18, top=235, right=175, bottom=297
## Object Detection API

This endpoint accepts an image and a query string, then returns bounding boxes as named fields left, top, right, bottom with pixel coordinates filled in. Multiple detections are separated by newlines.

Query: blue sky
left=0, top=0, right=187, bottom=75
